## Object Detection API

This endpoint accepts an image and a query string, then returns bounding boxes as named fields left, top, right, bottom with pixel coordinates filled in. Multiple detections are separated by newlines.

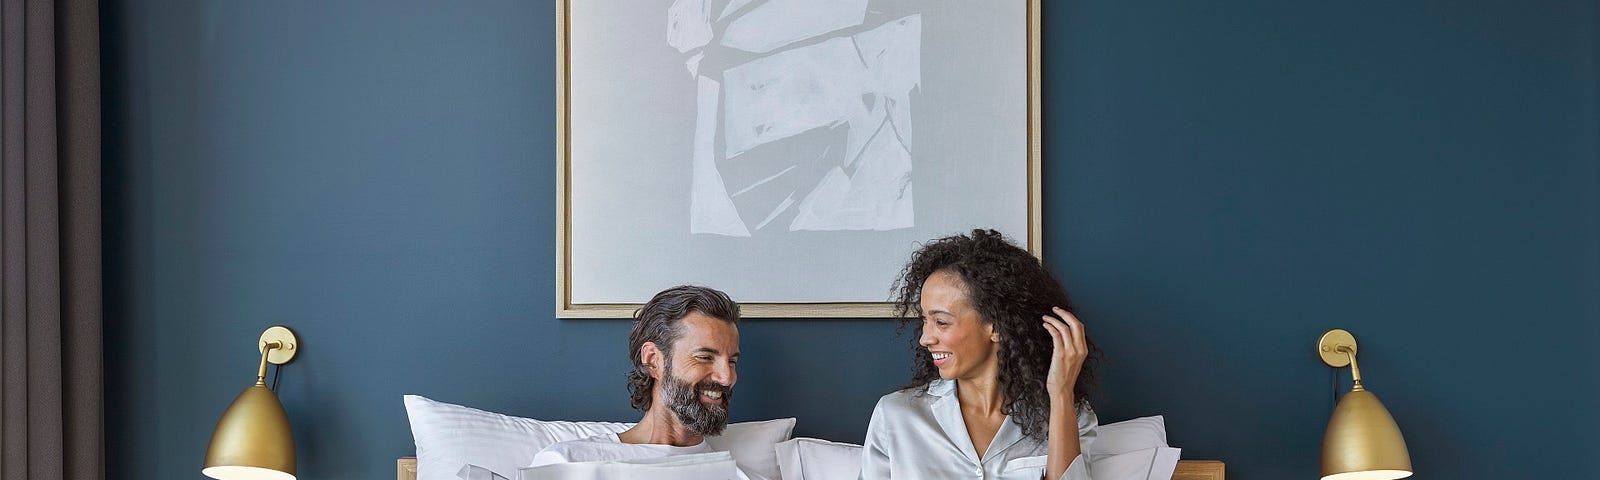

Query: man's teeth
left=703, top=390, right=723, bottom=399
left=931, top=352, right=951, bottom=360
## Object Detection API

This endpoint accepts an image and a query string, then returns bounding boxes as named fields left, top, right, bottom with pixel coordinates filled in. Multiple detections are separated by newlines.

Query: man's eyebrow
left=690, top=347, right=739, bottom=359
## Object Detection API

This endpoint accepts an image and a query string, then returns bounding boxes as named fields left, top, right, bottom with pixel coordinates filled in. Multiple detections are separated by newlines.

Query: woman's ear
left=986, top=323, right=1000, bottom=343
left=640, top=342, right=663, bottom=380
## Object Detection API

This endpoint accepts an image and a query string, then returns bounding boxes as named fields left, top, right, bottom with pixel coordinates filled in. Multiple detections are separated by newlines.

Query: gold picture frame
left=556, top=0, right=1043, bottom=318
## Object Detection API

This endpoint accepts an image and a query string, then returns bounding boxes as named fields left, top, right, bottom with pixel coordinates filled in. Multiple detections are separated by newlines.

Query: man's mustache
left=694, top=380, right=733, bottom=399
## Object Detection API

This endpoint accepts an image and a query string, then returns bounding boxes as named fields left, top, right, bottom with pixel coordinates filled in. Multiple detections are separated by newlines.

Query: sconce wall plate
left=1318, top=328, right=1357, bottom=367
left=259, top=325, right=298, bottom=365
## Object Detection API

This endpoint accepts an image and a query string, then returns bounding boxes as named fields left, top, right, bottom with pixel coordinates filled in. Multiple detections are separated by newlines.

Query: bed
left=396, top=456, right=1225, bottom=479
left=400, top=394, right=1224, bottom=480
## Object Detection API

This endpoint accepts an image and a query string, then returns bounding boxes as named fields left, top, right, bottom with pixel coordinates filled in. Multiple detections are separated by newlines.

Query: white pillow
left=1088, top=415, right=1169, bottom=456
left=1087, top=416, right=1177, bottom=480
left=1145, top=447, right=1182, bottom=480
left=774, top=437, right=863, bottom=480
left=457, top=464, right=510, bottom=480
left=404, top=395, right=794, bottom=480
left=707, top=417, right=795, bottom=480
left=405, top=395, right=630, bottom=480
left=1087, top=446, right=1182, bottom=480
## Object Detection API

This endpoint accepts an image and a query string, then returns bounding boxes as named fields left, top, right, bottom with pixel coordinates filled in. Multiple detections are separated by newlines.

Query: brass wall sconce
left=1317, top=329, right=1412, bottom=480
left=203, top=326, right=300, bottom=480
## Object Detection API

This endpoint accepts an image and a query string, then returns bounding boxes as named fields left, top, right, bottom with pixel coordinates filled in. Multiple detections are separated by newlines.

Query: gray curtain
left=0, top=0, right=102, bottom=479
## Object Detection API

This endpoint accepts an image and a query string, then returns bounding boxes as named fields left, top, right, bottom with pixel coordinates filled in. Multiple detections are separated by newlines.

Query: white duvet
left=516, top=452, right=741, bottom=480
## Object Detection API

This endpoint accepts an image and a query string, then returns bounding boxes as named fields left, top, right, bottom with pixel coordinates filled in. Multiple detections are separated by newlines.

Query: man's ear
left=640, top=341, right=664, bottom=380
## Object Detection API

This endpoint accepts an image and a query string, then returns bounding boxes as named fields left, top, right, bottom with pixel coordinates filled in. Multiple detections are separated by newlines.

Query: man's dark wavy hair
left=891, top=229, right=1100, bottom=440
left=626, top=285, right=741, bottom=411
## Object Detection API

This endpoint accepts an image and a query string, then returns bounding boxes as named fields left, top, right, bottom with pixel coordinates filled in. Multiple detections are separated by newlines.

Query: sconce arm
left=1339, top=346, right=1365, bottom=391
left=256, top=342, right=281, bottom=386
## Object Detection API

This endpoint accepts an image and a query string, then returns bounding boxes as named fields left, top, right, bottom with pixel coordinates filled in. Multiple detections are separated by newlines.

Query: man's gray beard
left=660, top=360, right=732, bottom=436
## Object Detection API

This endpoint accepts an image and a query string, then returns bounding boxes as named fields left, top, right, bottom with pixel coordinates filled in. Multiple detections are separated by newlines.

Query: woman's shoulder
left=872, top=386, right=920, bottom=409
left=866, top=383, right=941, bottom=438
left=872, top=379, right=949, bottom=411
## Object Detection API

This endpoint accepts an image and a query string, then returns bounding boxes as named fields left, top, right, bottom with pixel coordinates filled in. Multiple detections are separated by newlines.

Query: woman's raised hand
left=1041, top=307, right=1087, bottom=403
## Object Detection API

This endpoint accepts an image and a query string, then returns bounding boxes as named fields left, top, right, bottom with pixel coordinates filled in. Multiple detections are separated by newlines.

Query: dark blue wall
left=102, top=1, right=1599, bottom=479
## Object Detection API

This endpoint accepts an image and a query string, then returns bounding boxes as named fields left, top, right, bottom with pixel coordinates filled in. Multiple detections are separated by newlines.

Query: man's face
left=658, top=312, right=740, bottom=436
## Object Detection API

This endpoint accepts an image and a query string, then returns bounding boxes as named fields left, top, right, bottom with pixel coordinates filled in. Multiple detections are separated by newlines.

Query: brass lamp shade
left=1317, top=329, right=1412, bottom=480
left=202, top=384, right=296, bottom=480
left=204, top=326, right=300, bottom=480
left=1320, top=389, right=1412, bottom=480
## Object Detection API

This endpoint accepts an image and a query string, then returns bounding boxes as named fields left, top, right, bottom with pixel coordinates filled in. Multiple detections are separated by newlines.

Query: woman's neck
left=955, top=372, right=1006, bottom=415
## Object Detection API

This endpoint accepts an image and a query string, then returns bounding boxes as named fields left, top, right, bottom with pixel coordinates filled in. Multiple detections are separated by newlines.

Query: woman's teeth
left=931, top=352, right=951, bottom=360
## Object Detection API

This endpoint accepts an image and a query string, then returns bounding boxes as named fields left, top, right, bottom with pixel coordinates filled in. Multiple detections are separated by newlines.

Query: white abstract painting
left=564, top=0, right=1033, bottom=311
left=680, top=1, right=920, bottom=236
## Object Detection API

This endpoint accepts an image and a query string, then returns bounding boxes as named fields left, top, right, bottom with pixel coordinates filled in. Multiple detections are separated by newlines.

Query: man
left=529, top=285, right=753, bottom=478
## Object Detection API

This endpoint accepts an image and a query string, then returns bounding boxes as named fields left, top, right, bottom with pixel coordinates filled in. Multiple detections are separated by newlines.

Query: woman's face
left=918, top=270, right=1000, bottom=382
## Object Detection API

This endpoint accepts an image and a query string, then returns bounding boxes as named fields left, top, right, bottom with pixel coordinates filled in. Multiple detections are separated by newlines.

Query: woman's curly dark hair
left=891, top=229, right=1100, bottom=440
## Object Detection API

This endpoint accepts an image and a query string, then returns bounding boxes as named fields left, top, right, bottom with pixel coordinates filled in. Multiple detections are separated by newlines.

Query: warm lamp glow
left=1322, top=471, right=1413, bottom=480
left=201, top=465, right=296, bottom=480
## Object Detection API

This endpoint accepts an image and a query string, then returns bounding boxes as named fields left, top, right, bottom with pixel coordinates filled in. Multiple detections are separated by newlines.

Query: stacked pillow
left=706, top=418, right=795, bottom=479
left=403, top=395, right=794, bottom=480
left=1086, top=416, right=1182, bottom=480
left=773, top=437, right=863, bottom=480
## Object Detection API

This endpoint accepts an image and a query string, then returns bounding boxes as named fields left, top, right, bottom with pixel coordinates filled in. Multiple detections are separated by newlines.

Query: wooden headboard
left=396, top=457, right=1224, bottom=479
left=1172, top=460, right=1226, bottom=480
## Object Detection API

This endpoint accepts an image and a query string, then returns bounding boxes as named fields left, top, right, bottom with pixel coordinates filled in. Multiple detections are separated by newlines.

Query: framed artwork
left=557, top=0, right=1042, bottom=318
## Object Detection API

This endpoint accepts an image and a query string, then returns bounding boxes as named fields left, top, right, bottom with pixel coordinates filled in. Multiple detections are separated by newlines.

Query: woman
left=860, top=229, right=1100, bottom=480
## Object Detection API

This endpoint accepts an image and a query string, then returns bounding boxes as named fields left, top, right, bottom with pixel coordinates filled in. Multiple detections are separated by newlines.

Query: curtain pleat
left=0, top=0, right=103, bottom=479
